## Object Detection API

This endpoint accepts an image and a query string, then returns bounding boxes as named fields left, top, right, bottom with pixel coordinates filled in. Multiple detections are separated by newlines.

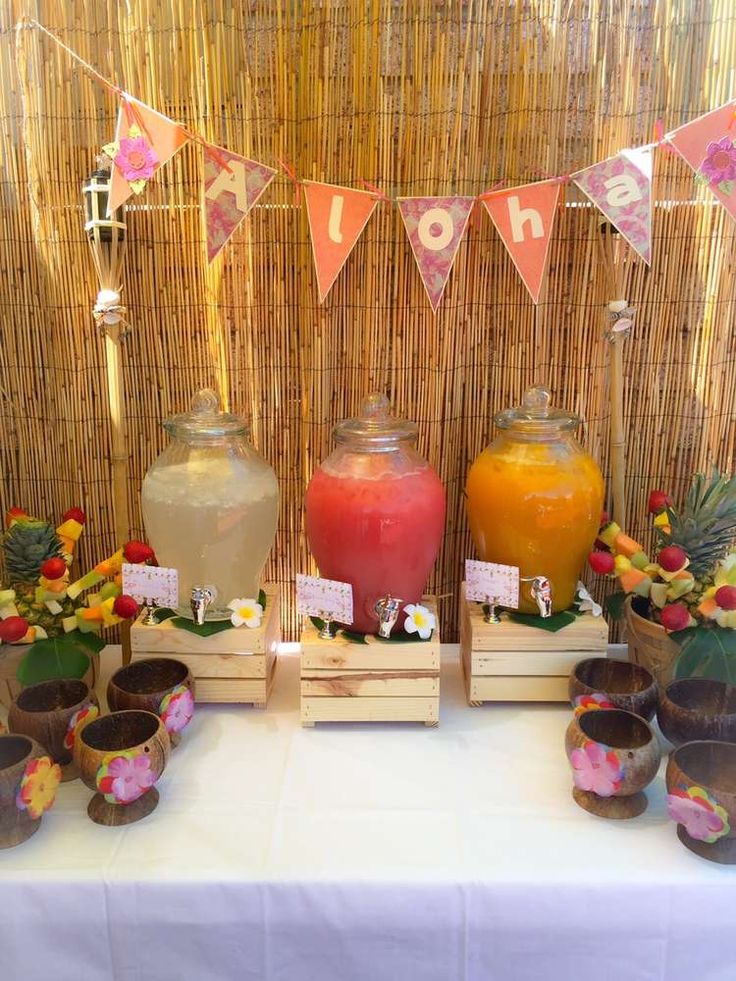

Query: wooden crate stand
left=300, top=597, right=440, bottom=726
left=130, top=585, right=280, bottom=707
left=459, top=583, right=608, bottom=704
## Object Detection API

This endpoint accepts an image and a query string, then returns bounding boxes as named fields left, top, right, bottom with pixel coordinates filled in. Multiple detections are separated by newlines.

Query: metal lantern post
left=83, top=159, right=130, bottom=545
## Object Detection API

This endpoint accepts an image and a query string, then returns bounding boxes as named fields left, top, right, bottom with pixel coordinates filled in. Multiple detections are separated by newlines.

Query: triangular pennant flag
left=303, top=181, right=380, bottom=301
left=480, top=180, right=561, bottom=303
left=397, top=196, right=475, bottom=312
left=666, top=101, right=736, bottom=221
left=572, top=148, right=653, bottom=264
left=203, top=146, right=276, bottom=263
left=105, top=97, right=190, bottom=213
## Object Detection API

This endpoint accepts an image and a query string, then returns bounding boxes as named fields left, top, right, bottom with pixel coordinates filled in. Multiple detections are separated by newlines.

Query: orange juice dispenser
left=465, top=386, right=604, bottom=614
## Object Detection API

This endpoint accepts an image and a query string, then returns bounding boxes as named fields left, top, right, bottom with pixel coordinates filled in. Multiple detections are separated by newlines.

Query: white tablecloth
left=0, top=646, right=734, bottom=981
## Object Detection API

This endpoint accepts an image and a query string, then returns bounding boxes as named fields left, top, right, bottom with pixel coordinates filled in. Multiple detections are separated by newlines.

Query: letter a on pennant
left=107, top=97, right=190, bottom=213
left=303, top=182, right=380, bottom=301
left=397, top=196, right=475, bottom=312
left=666, top=100, right=736, bottom=223
left=481, top=180, right=561, bottom=303
left=203, top=146, right=276, bottom=262
left=572, top=149, right=653, bottom=264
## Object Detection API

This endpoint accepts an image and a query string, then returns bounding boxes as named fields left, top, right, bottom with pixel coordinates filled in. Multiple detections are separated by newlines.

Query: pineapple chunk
left=44, top=600, right=64, bottom=615
left=67, top=570, right=105, bottom=600
left=0, top=603, right=19, bottom=619
left=86, top=592, right=102, bottom=608
left=55, top=518, right=84, bottom=542
left=62, top=615, right=78, bottom=634
left=0, top=589, right=16, bottom=606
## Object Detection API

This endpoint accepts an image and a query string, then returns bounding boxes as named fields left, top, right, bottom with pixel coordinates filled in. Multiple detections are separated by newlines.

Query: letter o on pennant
left=417, top=208, right=454, bottom=251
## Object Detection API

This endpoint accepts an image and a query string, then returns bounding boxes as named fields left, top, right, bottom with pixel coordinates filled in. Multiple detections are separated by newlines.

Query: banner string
left=16, top=16, right=691, bottom=206
left=278, top=159, right=302, bottom=205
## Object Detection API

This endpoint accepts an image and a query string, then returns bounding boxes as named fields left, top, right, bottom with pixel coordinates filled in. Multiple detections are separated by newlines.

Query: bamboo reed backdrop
left=1, top=0, right=736, bottom=639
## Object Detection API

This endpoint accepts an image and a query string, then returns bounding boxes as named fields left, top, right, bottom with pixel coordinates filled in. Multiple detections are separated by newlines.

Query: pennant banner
left=106, top=97, right=189, bottom=213
left=203, top=147, right=276, bottom=263
left=481, top=180, right=561, bottom=303
left=397, top=196, right=475, bottom=312
left=303, top=181, right=380, bottom=301
left=572, top=148, right=653, bottom=264
left=667, top=101, right=736, bottom=222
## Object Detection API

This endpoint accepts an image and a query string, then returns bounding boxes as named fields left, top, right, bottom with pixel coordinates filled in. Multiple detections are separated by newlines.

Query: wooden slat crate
left=459, top=582, right=608, bottom=704
left=300, top=597, right=440, bottom=726
left=130, top=585, right=280, bottom=706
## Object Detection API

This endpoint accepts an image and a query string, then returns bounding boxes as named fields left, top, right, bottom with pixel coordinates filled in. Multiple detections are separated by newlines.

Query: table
left=0, top=646, right=734, bottom=981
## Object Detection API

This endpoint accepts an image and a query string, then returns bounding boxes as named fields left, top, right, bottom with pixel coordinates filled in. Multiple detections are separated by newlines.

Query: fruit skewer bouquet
left=587, top=470, right=736, bottom=682
left=0, top=506, right=154, bottom=685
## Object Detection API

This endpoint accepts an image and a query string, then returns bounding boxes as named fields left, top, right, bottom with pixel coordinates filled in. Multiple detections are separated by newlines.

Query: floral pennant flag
left=572, top=148, right=653, bottom=264
left=666, top=101, right=736, bottom=221
left=203, top=146, right=276, bottom=263
left=480, top=180, right=561, bottom=303
left=104, top=97, right=190, bottom=213
left=397, top=196, right=475, bottom=312
left=303, top=181, right=380, bottom=300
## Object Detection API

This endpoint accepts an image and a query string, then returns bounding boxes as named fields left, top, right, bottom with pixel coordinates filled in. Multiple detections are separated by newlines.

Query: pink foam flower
left=698, top=137, right=736, bottom=188
left=667, top=786, right=730, bottom=843
left=115, top=134, right=159, bottom=183
left=570, top=739, right=623, bottom=797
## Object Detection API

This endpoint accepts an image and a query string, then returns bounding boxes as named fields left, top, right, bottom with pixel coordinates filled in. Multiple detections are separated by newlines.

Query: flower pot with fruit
left=0, top=506, right=152, bottom=704
left=587, top=471, right=736, bottom=686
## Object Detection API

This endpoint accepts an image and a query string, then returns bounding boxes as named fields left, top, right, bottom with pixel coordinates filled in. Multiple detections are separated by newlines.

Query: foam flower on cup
left=570, top=740, right=623, bottom=798
left=228, top=598, right=264, bottom=629
left=667, top=785, right=730, bottom=843
left=103, top=125, right=160, bottom=195
left=573, top=692, right=616, bottom=716
left=97, top=750, right=156, bottom=805
left=16, top=756, right=61, bottom=819
left=403, top=603, right=436, bottom=640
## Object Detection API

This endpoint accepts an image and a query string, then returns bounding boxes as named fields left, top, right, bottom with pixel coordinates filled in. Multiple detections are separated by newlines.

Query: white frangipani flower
left=227, top=598, right=264, bottom=629
left=575, top=581, right=602, bottom=617
left=403, top=603, right=436, bottom=640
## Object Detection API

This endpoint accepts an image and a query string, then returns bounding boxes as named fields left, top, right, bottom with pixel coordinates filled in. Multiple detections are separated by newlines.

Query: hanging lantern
left=82, top=157, right=130, bottom=544
left=83, top=159, right=127, bottom=330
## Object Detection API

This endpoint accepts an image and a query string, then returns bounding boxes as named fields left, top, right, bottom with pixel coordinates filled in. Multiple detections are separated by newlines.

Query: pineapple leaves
left=666, top=468, right=736, bottom=577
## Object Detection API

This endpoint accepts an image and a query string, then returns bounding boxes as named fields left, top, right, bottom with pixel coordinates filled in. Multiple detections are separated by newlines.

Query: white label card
left=465, top=559, right=520, bottom=608
left=295, top=573, right=353, bottom=623
left=122, top=564, right=179, bottom=608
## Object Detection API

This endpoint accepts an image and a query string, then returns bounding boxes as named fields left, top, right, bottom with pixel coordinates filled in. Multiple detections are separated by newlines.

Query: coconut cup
left=107, top=658, right=194, bottom=748
left=666, top=741, right=736, bottom=864
left=565, top=707, right=661, bottom=819
left=569, top=657, right=658, bottom=720
left=0, top=734, right=61, bottom=848
left=8, top=679, right=99, bottom=781
left=658, top=679, right=736, bottom=748
left=74, top=710, right=170, bottom=826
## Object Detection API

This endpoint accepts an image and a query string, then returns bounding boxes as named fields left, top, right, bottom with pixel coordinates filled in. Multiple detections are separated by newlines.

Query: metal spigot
left=373, top=595, right=404, bottom=638
left=523, top=575, right=553, bottom=617
left=190, top=586, right=214, bottom=625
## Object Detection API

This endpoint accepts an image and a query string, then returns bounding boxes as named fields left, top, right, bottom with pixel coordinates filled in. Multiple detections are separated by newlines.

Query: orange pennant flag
left=303, top=181, right=380, bottom=301
left=481, top=180, right=561, bottom=304
left=104, top=97, right=190, bottom=213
